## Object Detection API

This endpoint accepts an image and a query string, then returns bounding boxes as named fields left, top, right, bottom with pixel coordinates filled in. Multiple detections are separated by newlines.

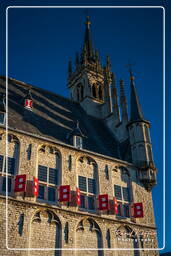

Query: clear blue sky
left=0, top=0, right=170, bottom=253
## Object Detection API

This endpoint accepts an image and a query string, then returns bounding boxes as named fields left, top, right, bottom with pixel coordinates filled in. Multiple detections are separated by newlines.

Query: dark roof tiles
left=0, top=77, right=123, bottom=159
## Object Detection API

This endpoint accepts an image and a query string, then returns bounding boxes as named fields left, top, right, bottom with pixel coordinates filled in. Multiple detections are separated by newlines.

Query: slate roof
left=130, top=78, right=144, bottom=122
left=0, top=76, right=131, bottom=161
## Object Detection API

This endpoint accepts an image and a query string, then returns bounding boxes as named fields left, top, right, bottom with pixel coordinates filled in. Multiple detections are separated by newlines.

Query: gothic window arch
left=76, top=83, right=84, bottom=102
left=29, top=209, right=61, bottom=254
left=114, top=166, right=132, bottom=218
left=98, top=85, right=103, bottom=100
left=37, top=145, right=61, bottom=203
left=0, top=133, right=20, bottom=195
left=77, top=156, right=99, bottom=211
left=92, top=84, right=97, bottom=98
left=76, top=218, right=103, bottom=256
left=115, top=225, right=140, bottom=255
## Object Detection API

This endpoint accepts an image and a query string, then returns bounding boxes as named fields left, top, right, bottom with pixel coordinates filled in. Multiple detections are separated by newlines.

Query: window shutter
left=88, top=196, right=95, bottom=210
left=48, top=187, right=56, bottom=201
left=38, top=165, right=47, bottom=182
left=59, top=185, right=71, bottom=202
left=80, top=194, right=86, bottom=208
left=76, top=187, right=81, bottom=206
left=14, top=174, right=26, bottom=192
left=25, top=99, right=33, bottom=109
left=38, top=185, right=45, bottom=199
left=114, top=185, right=122, bottom=200
left=33, top=177, right=39, bottom=197
left=122, top=187, right=130, bottom=202
left=4, top=157, right=15, bottom=175
left=49, top=168, right=58, bottom=185
left=78, top=176, right=87, bottom=192
left=133, top=202, right=144, bottom=218
left=117, top=203, right=124, bottom=217
left=2, top=177, right=12, bottom=192
left=98, top=194, right=109, bottom=210
left=113, top=197, right=118, bottom=214
left=123, top=204, right=130, bottom=217
left=0, top=155, right=3, bottom=172
left=88, top=178, right=96, bottom=194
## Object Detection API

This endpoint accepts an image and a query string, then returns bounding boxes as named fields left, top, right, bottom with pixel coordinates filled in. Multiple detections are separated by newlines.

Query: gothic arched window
left=98, top=85, right=103, bottom=100
left=29, top=210, right=61, bottom=252
left=0, top=133, right=20, bottom=195
left=77, top=156, right=98, bottom=212
left=92, top=84, right=97, bottom=98
left=37, top=145, right=61, bottom=203
left=76, top=218, right=103, bottom=255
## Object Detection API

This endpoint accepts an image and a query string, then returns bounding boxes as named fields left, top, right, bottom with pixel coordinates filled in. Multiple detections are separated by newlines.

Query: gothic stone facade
left=0, top=17, right=159, bottom=256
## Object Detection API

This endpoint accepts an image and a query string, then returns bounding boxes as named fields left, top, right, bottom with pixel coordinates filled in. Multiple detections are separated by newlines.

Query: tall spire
left=83, top=16, right=94, bottom=60
left=111, top=73, right=120, bottom=122
left=129, top=70, right=144, bottom=122
left=120, top=79, right=128, bottom=122
left=103, top=68, right=112, bottom=114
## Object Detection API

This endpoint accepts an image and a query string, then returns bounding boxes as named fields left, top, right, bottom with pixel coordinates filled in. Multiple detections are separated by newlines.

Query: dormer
left=67, top=121, right=85, bottom=149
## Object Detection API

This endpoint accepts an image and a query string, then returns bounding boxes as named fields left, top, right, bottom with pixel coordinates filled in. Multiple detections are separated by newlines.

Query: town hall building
left=0, top=16, right=159, bottom=256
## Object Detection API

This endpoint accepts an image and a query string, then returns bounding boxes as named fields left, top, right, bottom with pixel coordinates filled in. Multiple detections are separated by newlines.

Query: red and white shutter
left=25, top=99, right=33, bottom=109
left=113, top=197, right=118, bottom=214
left=14, top=175, right=27, bottom=192
left=133, top=202, right=144, bottom=218
left=98, top=194, right=109, bottom=210
left=76, top=187, right=81, bottom=206
left=33, top=177, right=39, bottom=197
left=59, top=185, right=71, bottom=202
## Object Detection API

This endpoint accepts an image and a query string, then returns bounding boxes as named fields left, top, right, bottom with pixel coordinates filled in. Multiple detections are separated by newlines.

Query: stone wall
left=0, top=127, right=159, bottom=255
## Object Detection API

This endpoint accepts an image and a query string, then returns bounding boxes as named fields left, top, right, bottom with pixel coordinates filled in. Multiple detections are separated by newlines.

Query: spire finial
left=85, top=16, right=91, bottom=29
left=125, top=61, right=135, bottom=81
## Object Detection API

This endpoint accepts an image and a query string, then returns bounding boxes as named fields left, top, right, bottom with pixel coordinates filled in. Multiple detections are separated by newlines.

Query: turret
left=127, top=70, right=157, bottom=190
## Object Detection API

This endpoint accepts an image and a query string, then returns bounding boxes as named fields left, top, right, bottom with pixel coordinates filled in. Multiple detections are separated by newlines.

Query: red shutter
left=76, top=187, right=81, bottom=206
left=59, top=185, right=71, bottom=202
left=33, top=177, right=39, bottom=197
left=14, top=175, right=27, bottom=192
left=113, top=197, right=118, bottom=214
left=98, top=194, right=109, bottom=210
left=25, top=99, right=33, bottom=109
left=133, top=202, right=144, bottom=218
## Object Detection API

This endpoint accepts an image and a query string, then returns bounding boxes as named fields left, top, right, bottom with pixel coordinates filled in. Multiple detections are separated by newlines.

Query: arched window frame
left=113, top=167, right=132, bottom=219
left=92, top=83, right=97, bottom=98
left=98, top=84, right=103, bottom=100
left=0, top=133, right=20, bottom=195
left=77, top=156, right=98, bottom=212
left=37, top=145, right=61, bottom=204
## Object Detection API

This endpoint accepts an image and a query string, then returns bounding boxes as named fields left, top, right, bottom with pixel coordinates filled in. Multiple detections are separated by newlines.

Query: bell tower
left=67, top=17, right=113, bottom=119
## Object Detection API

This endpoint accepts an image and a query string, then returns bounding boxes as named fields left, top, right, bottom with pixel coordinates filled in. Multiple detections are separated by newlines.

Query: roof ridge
left=0, top=75, right=79, bottom=106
